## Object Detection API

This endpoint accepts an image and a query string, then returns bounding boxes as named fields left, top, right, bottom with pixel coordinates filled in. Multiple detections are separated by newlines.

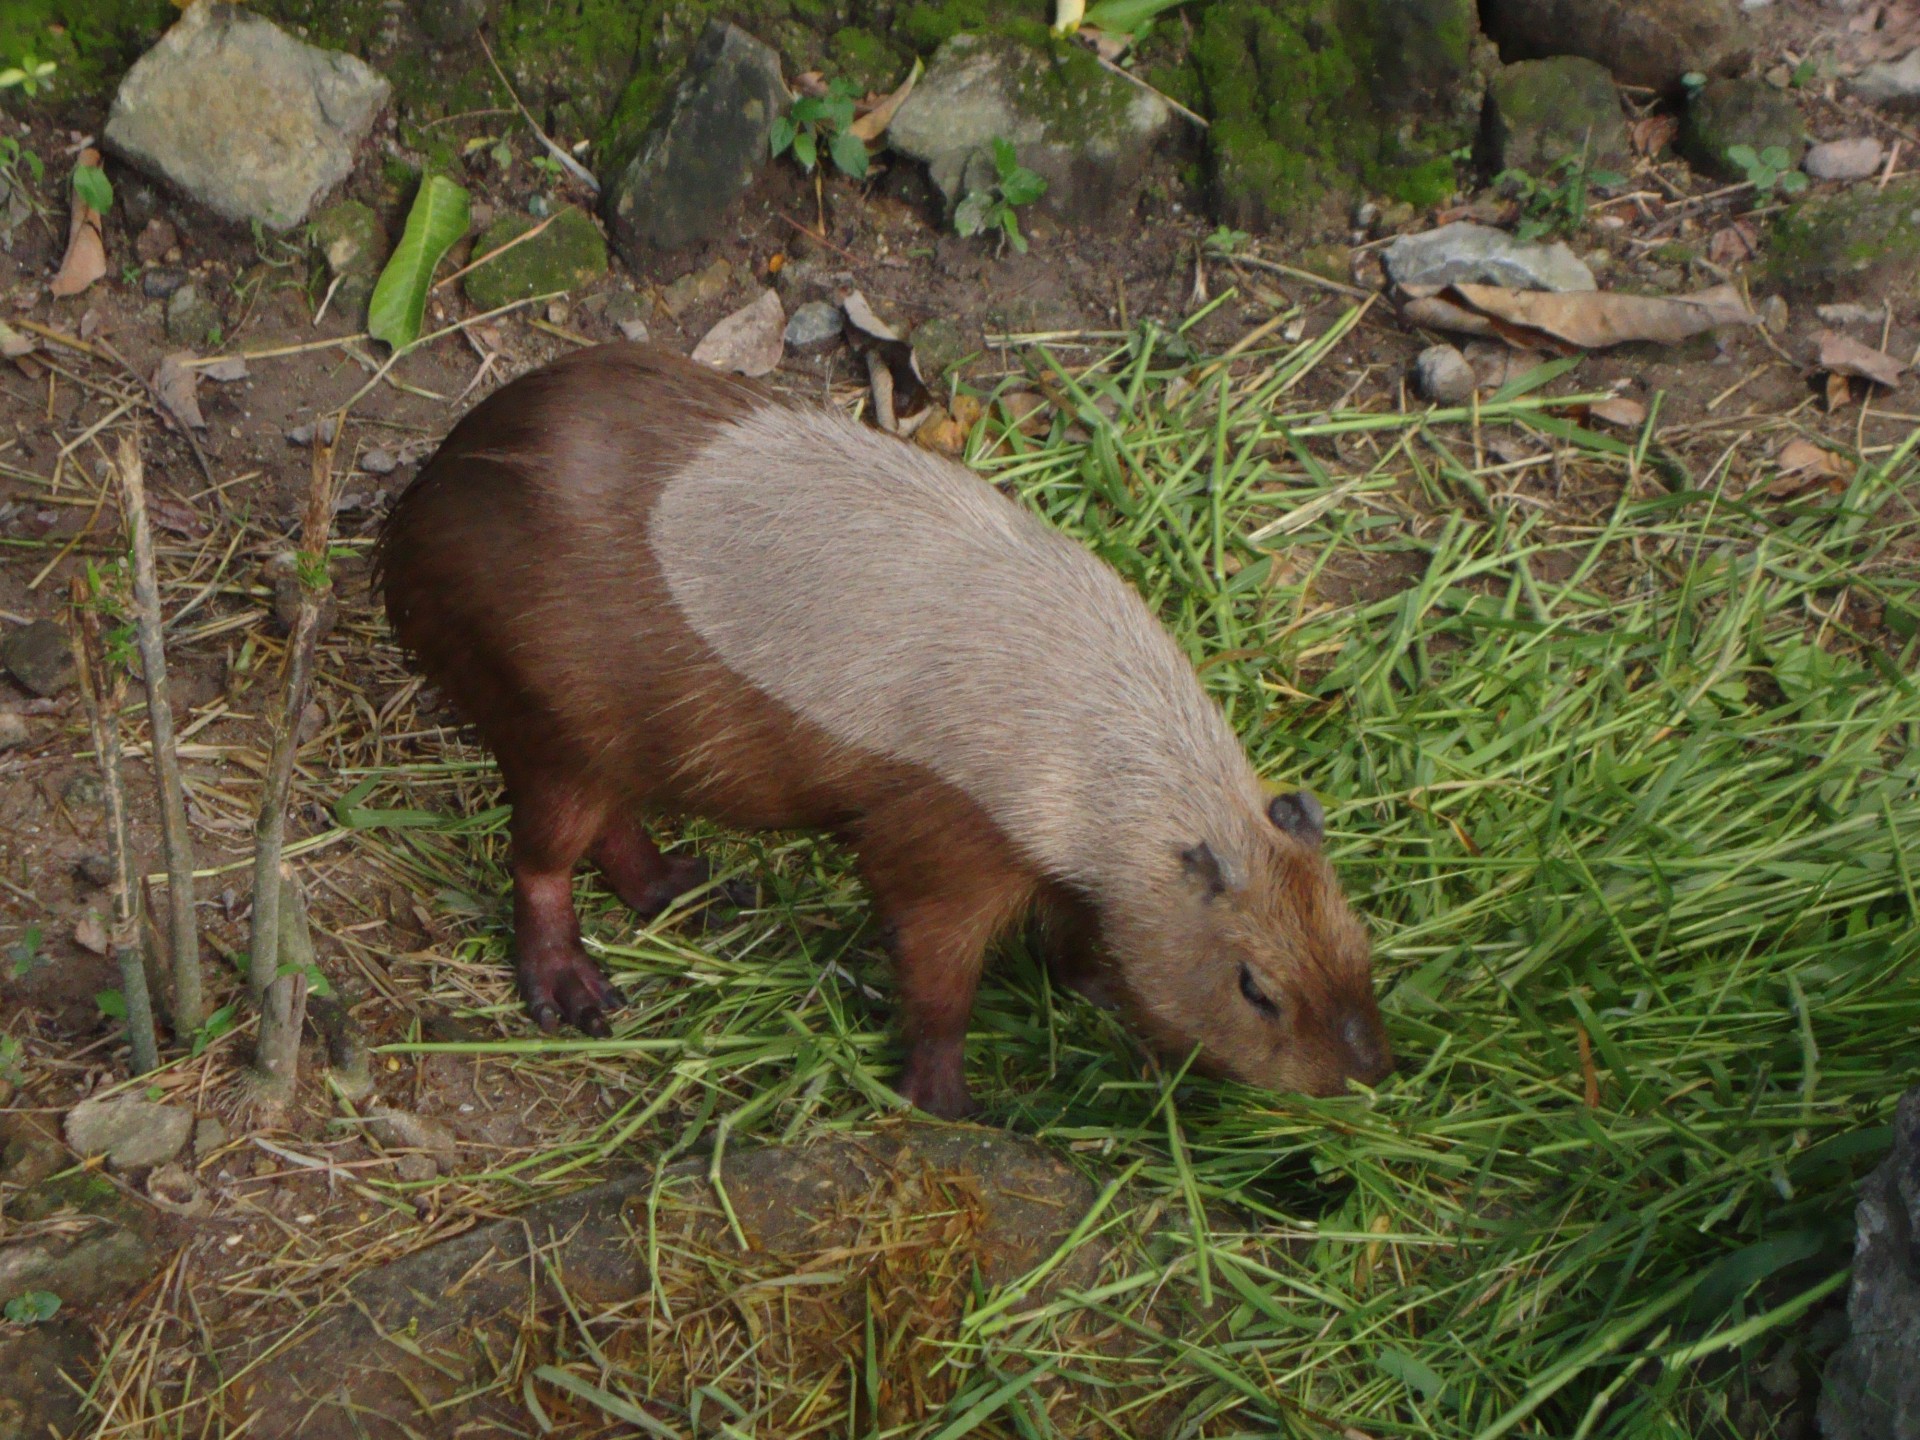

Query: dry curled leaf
left=841, top=288, right=932, bottom=425
left=152, top=352, right=206, bottom=431
left=73, top=911, right=109, bottom=956
left=849, top=59, right=922, bottom=143
left=1404, top=283, right=1757, bottom=352
left=49, top=148, right=108, bottom=299
left=1767, top=439, right=1846, bottom=499
left=1815, top=329, right=1905, bottom=390
left=1630, top=115, right=1680, bottom=156
left=690, top=288, right=785, bottom=377
left=1707, top=223, right=1757, bottom=267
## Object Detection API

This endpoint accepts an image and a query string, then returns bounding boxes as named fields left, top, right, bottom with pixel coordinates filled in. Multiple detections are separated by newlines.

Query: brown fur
left=376, top=345, right=1390, bottom=1116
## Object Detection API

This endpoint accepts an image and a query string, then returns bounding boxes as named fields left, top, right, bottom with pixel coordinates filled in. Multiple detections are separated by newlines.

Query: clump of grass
left=340, top=316, right=1920, bottom=1439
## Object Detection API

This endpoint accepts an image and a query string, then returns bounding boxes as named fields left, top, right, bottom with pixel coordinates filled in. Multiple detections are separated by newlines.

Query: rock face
left=1767, top=179, right=1920, bottom=299
left=462, top=207, right=608, bottom=310
left=104, top=3, right=389, bottom=230
left=1193, top=0, right=1478, bottom=230
left=602, top=22, right=786, bottom=259
left=1819, top=1086, right=1920, bottom=1440
left=888, top=34, right=1172, bottom=226
left=2, top=619, right=73, bottom=698
left=64, top=1096, right=193, bottom=1171
left=1385, top=221, right=1597, bottom=291
left=1483, top=57, right=1630, bottom=175
left=1481, top=0, right=1750, bottom=91
left=1681, top=78, right=1807, bottom=180
left=0, top=1215, right=153, bottom=1308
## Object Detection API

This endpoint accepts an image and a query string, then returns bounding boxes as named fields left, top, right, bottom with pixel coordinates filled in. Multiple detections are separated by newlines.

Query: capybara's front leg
left=509, top=782, right=624, bottom=1035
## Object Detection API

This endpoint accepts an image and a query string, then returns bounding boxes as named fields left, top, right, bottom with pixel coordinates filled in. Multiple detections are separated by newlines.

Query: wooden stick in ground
left=71, top=577, right=161, bottom=1074
left=113, top=434, right=202, bottom=1032
left=248, top=434, right=335, bottom=1096
left=254, top=863, right=313, bottom=1106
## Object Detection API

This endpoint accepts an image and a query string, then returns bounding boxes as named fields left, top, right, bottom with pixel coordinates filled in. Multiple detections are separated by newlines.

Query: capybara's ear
left=1267, top=791, right=1324, bottom=848
left=1181, top=840, right=1236, bottom=897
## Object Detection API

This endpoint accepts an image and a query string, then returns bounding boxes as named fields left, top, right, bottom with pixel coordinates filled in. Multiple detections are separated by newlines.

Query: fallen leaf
left=152, top=352, right=206, bottom=430
left=841, top=289, right=933, bottom=423
left=691, top=288, right=785, bottom=377
left=1826, top=370, right=1857, bottom=410
left=1815, top=329, right=1905, bottom=389
left=842, top=288, right=903, bottom=343
left=849, top=58, right=923, bottom=143
left=1630, top=114, right=1679, bottom=156
left=199, top=356, right=248, bottom=383
left=913, top=408, right=967, bottom=453
left=49, top=148, right=108, bottom=299
left=1776, top=439, right=1841, bottom=477
left=73, top=912, right=109, bottom=956
left=1707, top=223, right=1756, bottom=267
left=0, top=320, right=33, bottom=359
left=1408, top=282, right=1757, bottom=351
left=790, top=70, right=829, bottom=98
left=1464, top=341, right=1551, bottom=391
left=1589, top=396, right=1648, bottom=429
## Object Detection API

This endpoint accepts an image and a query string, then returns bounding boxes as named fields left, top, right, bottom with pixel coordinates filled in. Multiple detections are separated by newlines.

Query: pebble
left=1815, top=303, right=1883, bottom=326
left=1804, top=137, right=1884, bottom=182
left=192, top=1114, right=228, bottom=1158
left=783, top=300, right=844, bottom=351
left=62, top=772, right=103, bottom=808
left=1413, top=345, right=1477, bottom=405
left=1852, top=46, right=1920, bottom=105
left=366, top=1106, right=459, bottom=1174
left=284, top=418, right=339, bottom=447
left=140, top=265, right=188, bottom=299
left=2, top=618, right=75, bottom=697
left=1758, top=295, right=1789, bottom=334
left=0, top=710, right=28, bottom=751
left=659, top=258, right=732, bottom=318
left=76, top=853, right=116, bottom=887
left=1385, top=222, right=1597, bottom=293
left=618, top=318, right=651, bottom=344
left=65, top=1095, right=194, bottom=1170
left=360, top=448, right=398, bottom=475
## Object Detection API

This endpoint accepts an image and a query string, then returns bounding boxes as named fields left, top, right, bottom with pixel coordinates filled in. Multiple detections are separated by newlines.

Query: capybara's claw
left=519, top=949, right=625, bottom=1036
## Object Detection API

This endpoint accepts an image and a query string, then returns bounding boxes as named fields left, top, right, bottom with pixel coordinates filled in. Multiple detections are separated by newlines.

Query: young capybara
left=375, top=344, right=1392, bottom=1118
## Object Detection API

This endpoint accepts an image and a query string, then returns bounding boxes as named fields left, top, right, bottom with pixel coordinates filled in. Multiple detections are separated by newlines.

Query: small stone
left=1815, top=302, right=1883, bottom=326
left=164, top=284, right=221, bottom=347
left=134, top=217, right=177, bottom=263
left=1767, top=179, right=1920, bottom=298
left=309, top=199, right=389, bottom=326
left=1804, top=137, right=1885, bottom=182
left=360, top=448, right=398, bottom=475
left=103, top=2, right=390, bottom=230
left=393, top=1151, right=437, bottom=1183
left=65, top=1096, right=193, bottom=1171
left=1680, top=78, right=1808, bottom=182
left=1413, top=344, right=1476, bottom=404
left=463, top=207, right=607, bottom=312
left=3, top=619, right=74, bottom=697
left=659, top=258, right=733, bottom=318
left=910, top=317, right=967, bottom=378
left=1851, top=46, right=1920, bottom=106
left=1757, top=294, right=1789, bottom=334
left=0, top=1218, right=153, bottom=1311
left=603, top=291, right=650, bottom=344
left=603, top=22, right=788, bottom=258
left=414, top=0, right=496, bottom=45
left=0, top=710, right=28, bottom=751
left=1385, top=222, right=1597, bottom=292
left=192, top=1115, right=227, bottom=1158
left=365, top=1107, right=459, bottom=1174
left=783, top=300, right=843, bottom=351
left=285, top=418, right=339, bottom=447
left=76, top=853, right=115, bottom=887
left=141, top=265, right=188, bottom=300
left=61, top=772, right=103, bottom=809
left=618, top=317, right=651, bottom=344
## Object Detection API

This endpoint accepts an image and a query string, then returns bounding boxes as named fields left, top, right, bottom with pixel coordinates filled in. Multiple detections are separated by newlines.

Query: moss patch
left=1194, top=0, right=1477, bottom=231
left=1766, top=179, right=1920, bottom=300
left=0, top=0, right=172, bottom=104
left=463, top=205, right=608, bottom=310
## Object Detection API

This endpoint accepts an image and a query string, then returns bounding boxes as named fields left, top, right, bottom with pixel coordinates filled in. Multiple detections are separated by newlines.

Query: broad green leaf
left=73, top=163, right=112, bottom=214
left=1084, top=0, right=1190, bottom=34
left=96, top=989, right=126, bottom=1019
left=1000, top=209, right=1029, bottom=253
left=3, top=1291, right=60, bottom=1324
left=829, top=129, right=869, bottom=179
left=769, top=114, right=796, bottom=158
left=792, top=129, right=818, bottom=172
left=1000, top=166, right=1048, bottom=207
left=368, top=174, right=471, bottom=351
left=991, top=136, right=1018, bottom=180
left=953, top=190, right=993, bottom=238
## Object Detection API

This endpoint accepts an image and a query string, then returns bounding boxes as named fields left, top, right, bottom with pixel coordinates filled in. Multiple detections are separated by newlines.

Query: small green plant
left=1202, top=225, right=1251, bottom=256
left=1727, top=143, right=1807, bottom=195
left=954, top=138, right=1047, bottom=254
left=96, top=988, right=127, bottom=1019
left=528, top=151, right=566, bottom=182
left=3, top=1291, right=60, bottom=1325
left=0, top=1034, right=25, bottom=1084
left=72, top=161, right=112, bottom=214
left=189, top=1003, right=237, bottom=1058
left=770, top=78, right=869, bottom=180
left=0, top=53, right=55, bottom=97
left=5, top=925, right=44, bottom=979
left=1496, top=152, right=1623, bottom=242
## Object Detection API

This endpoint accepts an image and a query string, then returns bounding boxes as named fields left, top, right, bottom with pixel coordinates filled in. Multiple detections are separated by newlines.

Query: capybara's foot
left=898, top=1046, right=976, bottom=1120
left=517, top=946, right=626, bottom=1036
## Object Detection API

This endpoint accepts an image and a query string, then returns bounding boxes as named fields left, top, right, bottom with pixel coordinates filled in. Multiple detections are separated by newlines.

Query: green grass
left=357, top=314, right=1920, bottom=1437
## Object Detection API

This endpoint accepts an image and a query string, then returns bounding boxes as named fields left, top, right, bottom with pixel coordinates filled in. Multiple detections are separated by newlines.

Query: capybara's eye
left=1238, top=962, right=1280, bottom=1019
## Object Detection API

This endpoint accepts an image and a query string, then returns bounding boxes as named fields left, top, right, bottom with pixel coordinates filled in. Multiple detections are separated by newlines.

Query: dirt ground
left=2, top=0, right=1919, bottom=1426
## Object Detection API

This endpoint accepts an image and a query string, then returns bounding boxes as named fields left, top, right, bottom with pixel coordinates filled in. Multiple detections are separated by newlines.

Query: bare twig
left=114, top=434, right=202, bottom=1032
left=253, top=864, right=313, bottom=1107
left=248, top=435, right=336, bottom=1099
left=475, top=30, right=600, bottom=193
left=71, top=577, right=160, bottom=1074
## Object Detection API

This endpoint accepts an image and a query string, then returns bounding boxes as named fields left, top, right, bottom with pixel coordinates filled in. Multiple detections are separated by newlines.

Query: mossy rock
left=0, top=0, right=173, bottom=103
left=1194, top=0, right=1478, bottom=232
left=1681, top=78, right=1807, bottom=182
left=1483, top=56, right=1628, bottom=176
left=463, top=206, right=608, bottom=309
left=1766, top=179, right=1920, bottom=300
left=310, top=199, right=388, bottom=324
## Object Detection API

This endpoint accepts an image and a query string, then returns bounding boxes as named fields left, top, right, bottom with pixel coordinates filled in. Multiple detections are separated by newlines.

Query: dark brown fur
left=377, top=345, right=1388, bottom=1116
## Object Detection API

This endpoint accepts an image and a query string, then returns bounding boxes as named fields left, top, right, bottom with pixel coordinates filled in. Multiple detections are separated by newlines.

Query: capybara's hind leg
left=590, top=815, right=707, bottom=919
left=510, top=784, right=625, bottom=1036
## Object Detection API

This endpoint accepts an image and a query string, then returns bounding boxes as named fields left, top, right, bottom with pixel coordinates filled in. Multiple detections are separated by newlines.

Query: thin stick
left=114, top=434, right=202, bottom=1032
left=254, top=864, right=313, bottom=1106
left=72, top=578, right=160, bottom=1074
left=248, top=434, right=335, bottom=1097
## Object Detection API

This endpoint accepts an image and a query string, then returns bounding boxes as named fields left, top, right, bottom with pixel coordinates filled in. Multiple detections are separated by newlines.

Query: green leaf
left=1084, top=0, right=1191, bottom=35
left=822, top=95, right=856, bottom=131
left=1779, top=170, right=1808, bottom=193
left=96, top=989, right=127, bottom=1019
left=1000, top=208, right=1029, bottom=254
left=792, top=128, right=818, bottom=172
left=829, top=129, right=869, bottom=180
left=1377, top=1347, right=1451, bottom=1407
left=72, top=163, right=112, bottom=214
left=1759, top=146, right=1791, bottom=169
left=4, top=1291, right=60, bottom=1325
left=999, top=167, right=1048, bottom=207
left=992, top=136, right=1021, bottom=181
left=769, top=114, right=797, bottom=158
left=791, top=96, right=826, bottom=126
left=1726, top=144, right=1759, bottom=169
left=953, top=190, right=994, bottom=238
left=367, top=174, right=472, bottom=352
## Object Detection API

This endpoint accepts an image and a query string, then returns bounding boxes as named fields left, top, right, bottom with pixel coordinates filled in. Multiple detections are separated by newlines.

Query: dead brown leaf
left=73, top=912, right=109, bottom=956
left=1767, top=440, right=1847, bottom=499
left=1630, top=115, right=1680, bottom=156
left=790, top=71, right=829, bottom=98
left=841, top=289, right=932, bottom=424
left=1707, top=223, right=1756, bottom=267
left=1422, top=283, right=1757, bottom=351
left=152, top=352, right=206, bottom=430
left=199, top=356, right=250, bottom=383
left=147, top=493, right=210, bottom=539
left=1826, top=370, right=1856, bottom=410
left=691, top=288, right=785, bottom=377
left=1815, top=329, right=1905, bottom=389
left=0, top=320, right=33, bottom=360
left=849, top=59, right=922, bottom=143
left=49, top=148, right=108, bottom=299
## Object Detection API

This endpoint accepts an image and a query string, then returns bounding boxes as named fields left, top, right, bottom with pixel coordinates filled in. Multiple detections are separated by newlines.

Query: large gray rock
left=1484, top=57, right=1631, bottom=175
left=64, top=1096, right=193, bottom=1171
left=1481, top=0, right=1751, bottom=91
left=0, top=1216, right=153, bottom=1309
left=602, top=22, right=786, bottom=259
left=1852, top=48, right=1920, bottom=107
left=1681, top=77, right=1807, bottom=181
left=103, top=3, right=389, bottom=230
left=1820, top=1087, right=1920, bottom=1440
left=888, top=33, right=1172, bottom=226
left=1386, top=222, right=1598, bottom=291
